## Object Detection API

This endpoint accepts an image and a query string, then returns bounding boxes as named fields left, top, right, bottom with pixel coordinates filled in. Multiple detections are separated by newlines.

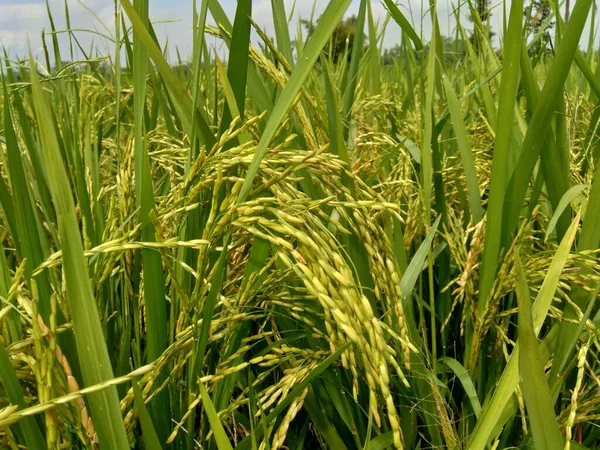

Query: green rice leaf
left=341, top=0, right=366, bottom=131
left=271, top=0, right=294, bottom=66
left=468, top=214, right=579, bottom=449
left=236, top=0, right=352, bottom=204
left=132, top=379, right=163, bottom=450
left=366, top=1, right=381, bottom=96
left=199, top=382, right=234, bottom=450
left=544, top=184, right=588, bottom=242
left=400, top=216, right=441, bottom=301
left=2, top=74, right=52, bottom=319
left=120, top=0, right=216, bottom=148
left=28, top=52, right=129, bottom=450
left=502, top=0, right=593, bottom=245
left=476, top=0, right=523, bottom=314
left=218, top=0, right=251, bottom=136
left=441, top=71, right=484, bottom=222
left=367, top=431, right=393, bottom=450
left=382, top=0, right=423, bottom=51
left=420, top=5, right=437, bottom=223
left=514, top=252, right=563, bottom=450
left=131, top=0, right=170, bottom=437
left=0, top=251, right=45, bottom=449
left=439, top=357, right=481, bottom=418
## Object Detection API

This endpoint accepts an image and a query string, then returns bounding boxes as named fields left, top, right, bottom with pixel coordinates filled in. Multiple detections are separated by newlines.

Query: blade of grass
left=544, top=184, right=588, bottom=242
left=236, top=0, right=352, bottom=204
left=271, top=0, right=294, bottom=66
left=199, top=383, right=234, bottom=450
left=399, top=215, right=444, bottom=447
left=0, top=174, right=19, bottom=255
left=366, top=0, right=381, bottom=96
left=382, top=0, right=423, bottom=51
left=538, top=93, right=571, bottom=242
left=514, top=252, right=563, bottom=450
left=132, top=378, right=163, bottom=450
left=441, top=70, right=484, bottom=222
left=367, top=432, right=394, bottom=450
left=208, top=0, right=273, bottom=115
left=218, top=0, right=251, bottom=137
left=400, top=216, right=441, bottom=300
left=579, top=154, right=600, bottom=250
left=323, top=57, right=353, bottom=193
left=468, top=214, right=579, bottom=449
left=502, top=0, right=593, bottom=246
left=456, top=18, right=498, bottom=129
left=189, top=0, right=210, bottom=159
left=190, top=246, right=227, bottom=380
left=548, top=155, right=600, bottom=391
left=439, top=357, right=482, bottom=418
left=215, top=55, right=248, bottom=143
left=0, top=253, right=45, bottom=449
left=2, top=74, right=53, bottom=321
left=421, top=4, right=437, bottom=226
left=3, top=54, right=55, bottom=231
left=476, top=0, right=523, bottom=316
left=0, top=342, right=47, bottom=450
left=120, top=0, right=216, bottom=148
left=504, top=4, right=596, bottom=404
left=131, top=0, right=170, bottom=439
left=320, top=370, right=359, bottom=444
left=302, top=389, right=349, bottom=450
left=28, top=52, right=129, bottom=449
left=341, top=0, right=366, bottom=136
left=212, top=235, right=270, bottom=414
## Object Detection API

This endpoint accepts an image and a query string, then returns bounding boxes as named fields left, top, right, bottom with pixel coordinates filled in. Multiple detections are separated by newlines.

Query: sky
left=0, top=0, right=596, bottom=65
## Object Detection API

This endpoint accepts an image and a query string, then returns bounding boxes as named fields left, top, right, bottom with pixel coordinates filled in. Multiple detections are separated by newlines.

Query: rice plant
left=1, top=0, right=600, bottom=448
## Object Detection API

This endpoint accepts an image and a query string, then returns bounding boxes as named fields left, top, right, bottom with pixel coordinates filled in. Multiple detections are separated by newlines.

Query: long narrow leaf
left=476, top=0, right=523, bottom=314
left=382, top=0, right=423, bottom=51
left=468, top=214, right=579, bottom=449
left=28, top=53, right=129, bottom=450
left=514, top=253, right=563, bottom=450
left=236, top=0, right=352, bottom=204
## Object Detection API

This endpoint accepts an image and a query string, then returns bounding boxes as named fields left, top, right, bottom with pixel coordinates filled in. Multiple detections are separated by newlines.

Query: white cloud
left=1, top=0, right=114, bottom=64
left=0, top=2, right=51, bottom=57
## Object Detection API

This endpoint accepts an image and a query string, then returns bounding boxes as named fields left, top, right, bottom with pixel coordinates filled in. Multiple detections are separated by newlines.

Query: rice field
left=1, top=0, right=600, bottom=449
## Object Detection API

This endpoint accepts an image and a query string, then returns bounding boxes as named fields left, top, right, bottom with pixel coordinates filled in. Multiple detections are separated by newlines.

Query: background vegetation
left=0, top=0, right=600, bottom=449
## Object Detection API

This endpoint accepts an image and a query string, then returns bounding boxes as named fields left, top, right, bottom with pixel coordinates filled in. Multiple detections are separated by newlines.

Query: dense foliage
left=0, top=0, right=600, bottom=449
